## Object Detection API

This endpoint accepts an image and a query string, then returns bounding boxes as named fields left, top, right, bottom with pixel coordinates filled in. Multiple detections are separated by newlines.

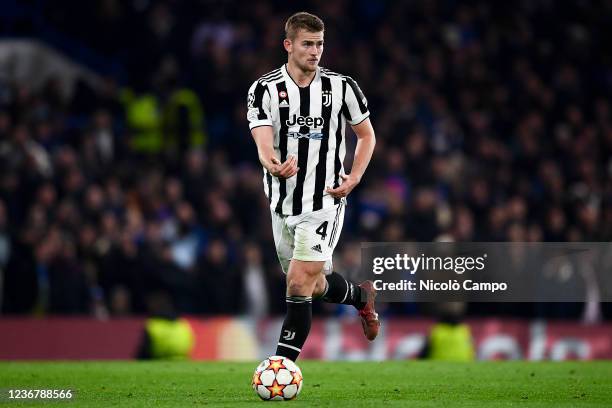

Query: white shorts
left=270, top=201, right=346, bottom=275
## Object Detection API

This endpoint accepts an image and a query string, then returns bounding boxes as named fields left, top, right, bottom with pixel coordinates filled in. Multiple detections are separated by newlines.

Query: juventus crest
left=322, top=90, right=332, bottom=107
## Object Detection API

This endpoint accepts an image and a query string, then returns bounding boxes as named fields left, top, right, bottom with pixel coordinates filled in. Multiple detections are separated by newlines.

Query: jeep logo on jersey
left=286, top=114, right=324, bottom=128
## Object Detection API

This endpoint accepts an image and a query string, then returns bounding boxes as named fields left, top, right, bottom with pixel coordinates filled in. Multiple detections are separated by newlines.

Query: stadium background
left=1, top=0, right=611, bottom=361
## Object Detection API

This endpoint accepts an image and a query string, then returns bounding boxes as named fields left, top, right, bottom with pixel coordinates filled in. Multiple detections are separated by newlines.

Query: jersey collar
left=282, top=64, right=319, bottom=88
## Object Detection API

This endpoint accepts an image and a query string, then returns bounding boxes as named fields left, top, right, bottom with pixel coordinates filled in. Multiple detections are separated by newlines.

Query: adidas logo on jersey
left=311, top=244, right=322, bottom=253
left=279, top=99, right=289, bottom=108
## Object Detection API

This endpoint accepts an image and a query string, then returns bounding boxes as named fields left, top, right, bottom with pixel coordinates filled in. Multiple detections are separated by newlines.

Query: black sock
left=322, top=272, right=366, bottom=310
left=275, top=296, right=312, bottom=361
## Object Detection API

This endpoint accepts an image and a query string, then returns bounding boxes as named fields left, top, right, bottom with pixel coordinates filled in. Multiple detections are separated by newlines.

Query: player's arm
left=326, top=118, right=375, bottom=198
left=327, top=77, right=376, bottom=198
left=251, top=126, right=298, bottom=179
left=247, top=80, right=298, bottom=179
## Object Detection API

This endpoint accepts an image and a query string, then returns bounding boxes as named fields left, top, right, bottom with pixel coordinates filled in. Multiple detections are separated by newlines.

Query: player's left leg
left=297, top=202, right=380, bottom=340
left=314, top=270, right=380, bottom=341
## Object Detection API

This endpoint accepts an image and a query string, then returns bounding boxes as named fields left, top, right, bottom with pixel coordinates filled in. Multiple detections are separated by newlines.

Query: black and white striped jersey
left=247, top=64, right=370, bottom=216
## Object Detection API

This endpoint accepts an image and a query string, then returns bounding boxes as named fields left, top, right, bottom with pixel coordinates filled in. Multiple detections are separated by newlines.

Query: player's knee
left=286, top=270, right=319, bottom=295
left=286, top=261, right=324, bottom=295
left=286, top=275, right=311, bottom=295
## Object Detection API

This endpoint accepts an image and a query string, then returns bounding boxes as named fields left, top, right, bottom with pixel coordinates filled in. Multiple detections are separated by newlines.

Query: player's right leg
left=270, top=210, right=321, bottom=361
left=274, top=259, right=324, bottom=361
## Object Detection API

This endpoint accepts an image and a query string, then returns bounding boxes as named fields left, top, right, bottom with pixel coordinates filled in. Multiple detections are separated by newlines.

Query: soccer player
left=247, top=12, right=379, bottom=362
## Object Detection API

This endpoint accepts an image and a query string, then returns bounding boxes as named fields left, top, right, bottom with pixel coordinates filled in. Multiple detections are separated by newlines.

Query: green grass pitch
left=1, top=361, right=611, bottom=407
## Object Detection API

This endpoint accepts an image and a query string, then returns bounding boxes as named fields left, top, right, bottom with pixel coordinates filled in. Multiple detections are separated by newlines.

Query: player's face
left=286, top=30, right=324, bottom=73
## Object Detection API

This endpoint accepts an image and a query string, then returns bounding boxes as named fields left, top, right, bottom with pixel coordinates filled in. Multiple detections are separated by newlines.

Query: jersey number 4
left=315, top=221, right=328, bottom=241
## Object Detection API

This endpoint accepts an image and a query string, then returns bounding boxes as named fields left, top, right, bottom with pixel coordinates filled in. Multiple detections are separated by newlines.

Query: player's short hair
left=285, top=12, right=324, bottom=40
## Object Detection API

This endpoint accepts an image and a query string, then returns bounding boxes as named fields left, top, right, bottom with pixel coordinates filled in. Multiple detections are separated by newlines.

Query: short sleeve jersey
left=247, top=64, right=369, bottom=216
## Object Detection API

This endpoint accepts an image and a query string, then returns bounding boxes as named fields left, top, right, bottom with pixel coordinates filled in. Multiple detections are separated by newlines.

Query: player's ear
left=283, top=38, right=292, bottom=53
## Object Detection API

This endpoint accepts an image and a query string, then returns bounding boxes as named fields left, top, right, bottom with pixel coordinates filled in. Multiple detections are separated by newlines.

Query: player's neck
left=286, top=61, right=316, bottom=88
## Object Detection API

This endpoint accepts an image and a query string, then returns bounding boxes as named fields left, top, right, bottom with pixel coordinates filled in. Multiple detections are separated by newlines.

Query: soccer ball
left=252, top=355, right=303, bottom=401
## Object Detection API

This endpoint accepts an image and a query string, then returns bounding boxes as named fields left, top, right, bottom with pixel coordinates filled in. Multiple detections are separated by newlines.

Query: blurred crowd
left=1, top=0, right=611, bottom=319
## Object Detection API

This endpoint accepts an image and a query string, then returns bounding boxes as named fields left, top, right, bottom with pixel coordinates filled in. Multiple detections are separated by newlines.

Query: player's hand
left=269, top=155, right=299, bottom=179
left=326, top=174, right=360, bottom=198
